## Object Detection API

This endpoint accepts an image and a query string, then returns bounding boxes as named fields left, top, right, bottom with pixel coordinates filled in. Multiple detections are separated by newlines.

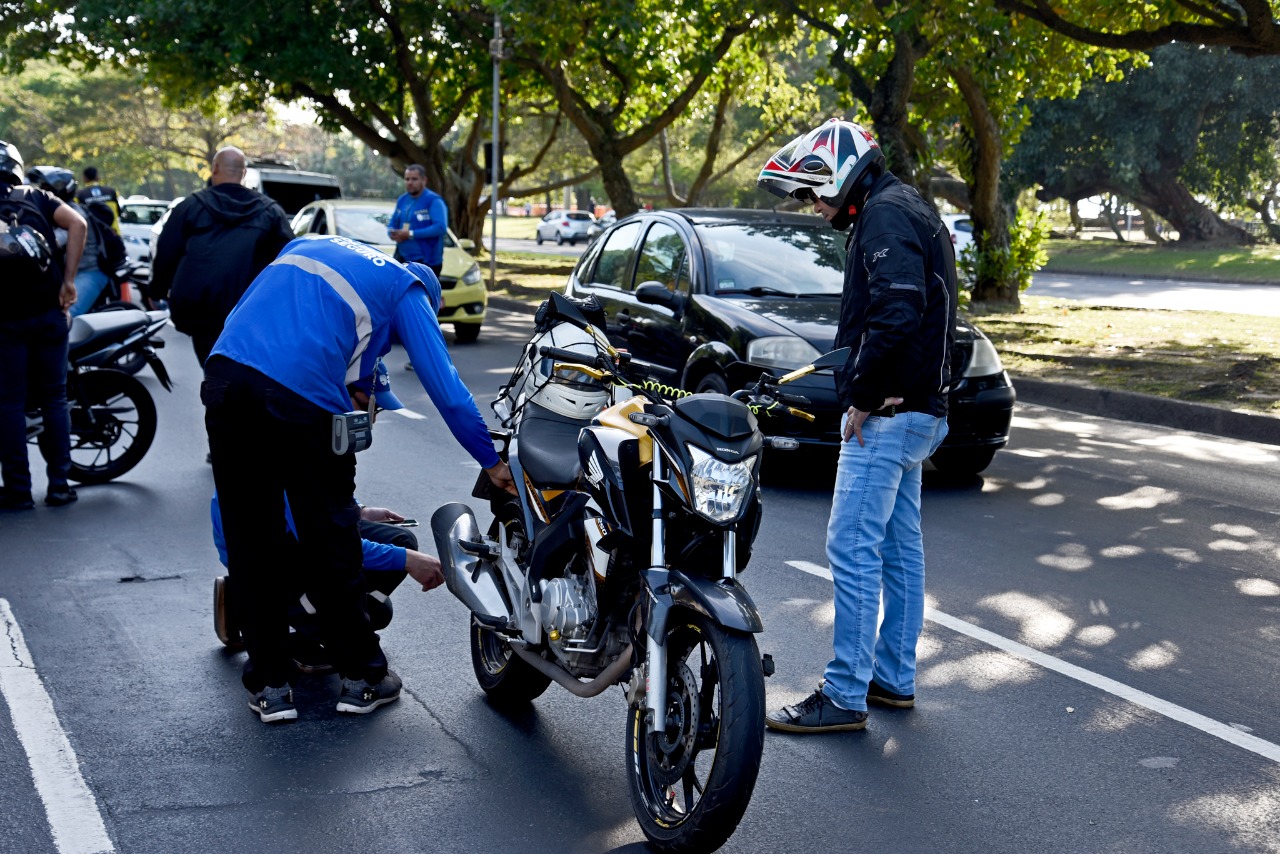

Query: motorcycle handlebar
left=539, top=345, right=596, bottom=364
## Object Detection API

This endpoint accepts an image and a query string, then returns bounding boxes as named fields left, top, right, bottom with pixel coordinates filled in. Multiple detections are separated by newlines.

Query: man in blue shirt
left=203, top=235, right=514, bottom=723
left=388, top=164, right=448, bottom=276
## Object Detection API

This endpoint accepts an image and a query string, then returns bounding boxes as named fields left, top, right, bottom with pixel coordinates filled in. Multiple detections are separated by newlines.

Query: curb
left=1012, top=378, right=1279, bottom=446
left=486, top=296, right=1279, bottom=446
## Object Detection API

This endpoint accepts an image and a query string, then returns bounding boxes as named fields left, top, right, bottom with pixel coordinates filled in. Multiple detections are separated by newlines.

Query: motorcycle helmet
left=25, top=165, right=78, bottom=202
left=0, top=140, right=24, bottom=186
left=757, top=119, right=884, bottom=231
left=516, top=322, right=609, bottom=420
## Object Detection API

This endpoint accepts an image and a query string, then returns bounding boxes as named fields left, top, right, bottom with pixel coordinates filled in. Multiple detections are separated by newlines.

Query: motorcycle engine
left=534, top=574, right=594, bottom=640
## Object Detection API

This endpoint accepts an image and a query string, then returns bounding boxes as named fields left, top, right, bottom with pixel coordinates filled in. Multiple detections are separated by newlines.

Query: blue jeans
left=822, top=410, right=948, bottom=712
left=0, top=309, right=72, bottom=496
left=69, top=268, right=110, bottom=318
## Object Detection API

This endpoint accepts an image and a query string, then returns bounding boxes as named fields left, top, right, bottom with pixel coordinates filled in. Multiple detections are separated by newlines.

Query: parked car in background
left=535, top=210, right=597, bottom=245
left=119, top=196, right=170, bottom=262
left=941, top=213, right=975, bottom=258
left=564, top=208, right=1015, bottom=475
left=290, top=199, right=487, bottom=343
left=243, top=160, right=341, bottom=216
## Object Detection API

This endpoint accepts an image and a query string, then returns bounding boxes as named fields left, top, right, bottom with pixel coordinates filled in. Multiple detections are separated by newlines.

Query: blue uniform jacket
left=210, top=494, right=404, bottom=571
left=389, top=189, right=447, bottom=266
left=211, top=235, right=499, bottom=468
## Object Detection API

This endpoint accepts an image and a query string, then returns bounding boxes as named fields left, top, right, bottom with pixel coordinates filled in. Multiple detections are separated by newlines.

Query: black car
left=564, top=208, right=1015, bottom=475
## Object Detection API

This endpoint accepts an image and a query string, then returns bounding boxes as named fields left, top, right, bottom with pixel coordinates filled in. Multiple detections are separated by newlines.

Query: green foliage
left=960, top=206, right=1049, bottom=295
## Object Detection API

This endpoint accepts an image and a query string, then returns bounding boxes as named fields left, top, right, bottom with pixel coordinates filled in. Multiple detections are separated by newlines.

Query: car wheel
left=568, top=237, right=576, bottom=246
left=535, top=231, right=544, bottom=245
left=556, top=232, right=565, bottom=245
left=694, top=372, right=730, bottom=395
left=929, top=446, right=997, bottom=476
left=453, top=323, right=481, bottom=344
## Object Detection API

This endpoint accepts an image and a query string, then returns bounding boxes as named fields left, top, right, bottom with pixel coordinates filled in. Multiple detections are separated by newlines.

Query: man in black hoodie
left=151, top=146, right=295, bottom=367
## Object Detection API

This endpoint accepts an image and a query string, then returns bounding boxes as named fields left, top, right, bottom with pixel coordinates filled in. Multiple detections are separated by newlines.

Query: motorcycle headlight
left=686, top=445, right=756, bottom=523
left=746, top=336, right=821, bottom=370
left=461, top=263, right=483, bottom=286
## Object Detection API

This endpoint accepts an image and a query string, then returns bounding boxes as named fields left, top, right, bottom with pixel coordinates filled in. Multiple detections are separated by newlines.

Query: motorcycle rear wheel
left=65, top=369, right=157, bottom=484
left=470, top=617, right=552, bottom=706
left=626, top=610, right=765, bottom=852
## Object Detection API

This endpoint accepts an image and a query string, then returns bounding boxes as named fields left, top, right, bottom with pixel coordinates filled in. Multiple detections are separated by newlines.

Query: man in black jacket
left=757, top=119, right=957, bottom=733
left=150, top=146, right=295, bottom=367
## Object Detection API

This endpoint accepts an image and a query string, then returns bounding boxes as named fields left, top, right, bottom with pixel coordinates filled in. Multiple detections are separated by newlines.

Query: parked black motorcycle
left=26, top=307, right=172, bottom=484
left=433, top=293, right=847, bottom=852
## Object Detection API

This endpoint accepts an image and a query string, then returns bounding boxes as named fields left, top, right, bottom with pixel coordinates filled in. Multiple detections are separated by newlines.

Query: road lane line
left=784, top=560, right=1280, bottom=765
left=0, top=599, right=114, bottom=854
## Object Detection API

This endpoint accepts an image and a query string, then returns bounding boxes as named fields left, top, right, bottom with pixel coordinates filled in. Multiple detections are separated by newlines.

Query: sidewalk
left=487, top=295, right=1279, bottom=447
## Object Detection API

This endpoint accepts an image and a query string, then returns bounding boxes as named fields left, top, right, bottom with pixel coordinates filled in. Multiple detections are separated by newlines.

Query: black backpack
left=0, top=187, right=60, bottom=313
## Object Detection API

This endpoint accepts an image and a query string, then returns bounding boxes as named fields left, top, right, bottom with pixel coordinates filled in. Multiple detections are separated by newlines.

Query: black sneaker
left=867, top=679, right=915, bottom=709
left=336, top=669, right=402, bottom=715
left=45, top=486, right=78, bottom=507
left=766, top=689, right=868, bottom=733
left=0, top=489, right=35, bottom=511
left=289, top=634, right=334, bottom=675
left=248, top=684, right=297, bottom=723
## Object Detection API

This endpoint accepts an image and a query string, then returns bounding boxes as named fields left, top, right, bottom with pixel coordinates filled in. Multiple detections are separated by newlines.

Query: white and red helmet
left=758, top=119, right=884, bottom=227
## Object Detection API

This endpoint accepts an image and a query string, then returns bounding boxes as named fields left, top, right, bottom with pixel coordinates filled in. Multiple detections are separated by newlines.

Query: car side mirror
left=635, top=281, right=682, bottom=312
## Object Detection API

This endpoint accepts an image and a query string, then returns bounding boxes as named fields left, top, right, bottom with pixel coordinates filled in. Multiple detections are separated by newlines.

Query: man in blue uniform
left=203, top=235, right=515, bottom=723
left=388, top=164, right=447, bottom=276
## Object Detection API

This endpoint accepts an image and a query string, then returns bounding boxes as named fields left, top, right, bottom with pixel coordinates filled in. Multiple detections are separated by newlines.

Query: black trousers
left=202, top=356, right=386, bottom=692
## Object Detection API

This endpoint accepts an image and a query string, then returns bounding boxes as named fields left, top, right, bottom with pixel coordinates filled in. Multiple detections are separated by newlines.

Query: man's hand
left=842, top=397, right=904, bottom=446
left=390, top=227, right=410, bottom=243
left=59, top=278, right=77, bottom=314
left=361, top=506, right=404, bottom=523
left=404, top=549, right=444, bottom=592
left=486, top=460, right=518, bottom=495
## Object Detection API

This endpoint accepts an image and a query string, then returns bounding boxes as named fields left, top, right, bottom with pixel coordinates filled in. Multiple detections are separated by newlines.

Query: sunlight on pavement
left=1125, top=640, right=1181, bottom=671
left=919, top=650, right=1039, bottom=691
left=1098, top=485, right=1180, bottom=510
left=1035, top=542, right=1094, bottom=572
left=1075, top=625, right=1118, bottom=647
left=1235, top=578, right=1280, bottom=597
left=978, top=591, right=1075, bottom=645
left=1133, top=434, right=1278, bottom=464
left=1173, top=791, right=1280, bottom=854
left=1099, top=544, right=1145, bottom=558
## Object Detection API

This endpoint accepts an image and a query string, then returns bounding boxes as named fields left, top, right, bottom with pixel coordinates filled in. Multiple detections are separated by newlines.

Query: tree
left=995, top=0, right=1280, bottom=57
left=1008, top=45, right=1280, bottom=244
left=496, top=0, right=758, bottom=216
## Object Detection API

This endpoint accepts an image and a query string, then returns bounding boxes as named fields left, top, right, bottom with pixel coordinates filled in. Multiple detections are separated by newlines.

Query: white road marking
left=784, top=560, right=1280, bottom=765
left=0, top=599, right=114, bottom=854
left=392, top=407, right=427, bottom=421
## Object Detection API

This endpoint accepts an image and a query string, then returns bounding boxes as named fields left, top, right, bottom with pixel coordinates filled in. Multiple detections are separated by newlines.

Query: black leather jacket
left=833, top=173, right=958, bottom=417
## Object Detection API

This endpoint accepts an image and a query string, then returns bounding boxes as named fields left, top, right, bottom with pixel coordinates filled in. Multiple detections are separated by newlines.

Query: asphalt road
left=2, top=309, right=1278, bottom=853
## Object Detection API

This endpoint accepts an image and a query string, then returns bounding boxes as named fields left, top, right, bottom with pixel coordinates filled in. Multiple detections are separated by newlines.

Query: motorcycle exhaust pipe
left=510, top=643, right=634, bottom=698
left=430, top=502, right=512, bottom=626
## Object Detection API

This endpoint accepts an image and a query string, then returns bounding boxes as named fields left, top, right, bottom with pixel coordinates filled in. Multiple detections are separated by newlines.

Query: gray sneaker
left=248, top=684, right=297, bottom=723
left=336, top=669, right=402, bottom=715
left=766, top=689, right=867, bottom=733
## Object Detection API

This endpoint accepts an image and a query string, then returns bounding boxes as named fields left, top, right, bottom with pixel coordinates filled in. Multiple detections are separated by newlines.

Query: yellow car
left=290, top=198, right=487, bottom=343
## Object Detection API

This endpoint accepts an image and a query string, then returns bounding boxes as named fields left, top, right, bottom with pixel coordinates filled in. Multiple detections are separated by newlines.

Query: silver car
left=535, top=209, right=597, bottom=246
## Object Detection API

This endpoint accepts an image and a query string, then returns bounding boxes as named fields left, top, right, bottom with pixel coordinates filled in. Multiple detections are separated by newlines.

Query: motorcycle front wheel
left=626, top=610, right=765, bottom=853
left=65, top=369, right=157, bottom=484
left=470, top=616, right=552, bottom=707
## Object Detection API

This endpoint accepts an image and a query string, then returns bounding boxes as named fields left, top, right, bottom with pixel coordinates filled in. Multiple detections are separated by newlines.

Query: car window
left=121, top=204, right=167, bottom=225
left=291, top=208, right=316, bottom=236
left=310, top=209, right=329, bottom=234
left=574, top=238, right=605, bottom=283
left=954, top=218, right=973, bottom=233
left=699, top=222, right=845, bottom=296
left=543, top=212, right=558, bottom=222
left=633, top=222, right=689, bottom=293
left=567, top=212, right=593, bottom=222
left=589, top=222, right=642, bottom=290
left=335, top=207, right=392, bottom=244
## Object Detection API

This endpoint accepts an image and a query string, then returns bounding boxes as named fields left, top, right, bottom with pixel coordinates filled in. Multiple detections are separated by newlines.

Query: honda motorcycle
left=432, top=293, right=847, bottom=852
left=27, top=307, right=172, bottom=484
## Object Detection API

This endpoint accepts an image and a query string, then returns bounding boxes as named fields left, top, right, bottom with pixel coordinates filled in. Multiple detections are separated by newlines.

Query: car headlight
left=461, top=263, right=483, bottom=286
left=745, top=336, right=821, bottom=370
left=965, top=336, right=1005, bottom=377
left=687, top=445, right=756, bottom=523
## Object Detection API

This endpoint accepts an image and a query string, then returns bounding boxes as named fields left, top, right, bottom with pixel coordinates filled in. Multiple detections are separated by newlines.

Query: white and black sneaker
left=336, top=670, right=402, bottom=715
left=248, top=684, right=298, bottom=723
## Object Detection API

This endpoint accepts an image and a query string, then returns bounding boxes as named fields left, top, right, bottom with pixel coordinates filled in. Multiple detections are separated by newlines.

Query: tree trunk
left=1132, top=171, right=1256, bottom=244
left=1068, top=200, right=1082, bottom=235
left=951, top=66, right=1017, bottom=307
left=1135, top=203, right=1167, bottom=244
left=592, top=137, right=641, bottom=217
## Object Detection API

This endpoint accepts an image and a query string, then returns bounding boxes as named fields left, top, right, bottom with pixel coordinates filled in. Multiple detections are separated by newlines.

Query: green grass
left=480, top=214, right=540, bottom=241
left=1042, top=238, right=1280, bottom=283
left=967, top=296, right=1280, bottom=415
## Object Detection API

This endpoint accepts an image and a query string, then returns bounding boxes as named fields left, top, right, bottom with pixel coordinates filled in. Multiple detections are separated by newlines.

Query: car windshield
left=567, top=212, right=593, bottom=221
left=336, top=207, right=393, bottom=244
left=697, top=222, right=845, bottom=297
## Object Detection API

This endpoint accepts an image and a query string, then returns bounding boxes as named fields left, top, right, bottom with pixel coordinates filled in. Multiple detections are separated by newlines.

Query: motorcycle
left=26, top=307, right=172, bottom=484
left=87, top=259, right=158, bottom=376
left=432, top=293, right=847, bottom=852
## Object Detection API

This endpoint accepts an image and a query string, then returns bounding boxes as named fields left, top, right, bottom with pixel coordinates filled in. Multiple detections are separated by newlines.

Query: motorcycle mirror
left=811, top=347, right=850, bottom=370
left=546, top=292, right=592, bottom=329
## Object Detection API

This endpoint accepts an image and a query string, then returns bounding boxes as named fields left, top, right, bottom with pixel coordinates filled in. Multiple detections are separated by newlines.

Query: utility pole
left=488, top=13, right=503, bottom=290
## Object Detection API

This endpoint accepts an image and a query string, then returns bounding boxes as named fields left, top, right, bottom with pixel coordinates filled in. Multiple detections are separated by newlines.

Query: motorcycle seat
left=68, top=309, right=148, bottom=359
left=516, top=401, right=588, bottom=489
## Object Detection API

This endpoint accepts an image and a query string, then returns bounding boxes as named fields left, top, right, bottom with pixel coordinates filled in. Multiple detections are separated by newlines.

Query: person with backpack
left=0, top=140, right=88, bottom=510
left=149, top=146, right=294, bottom=369
left=27, top=165, right=126, bottom=317
left=76, top=166, right=121, bottom=235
